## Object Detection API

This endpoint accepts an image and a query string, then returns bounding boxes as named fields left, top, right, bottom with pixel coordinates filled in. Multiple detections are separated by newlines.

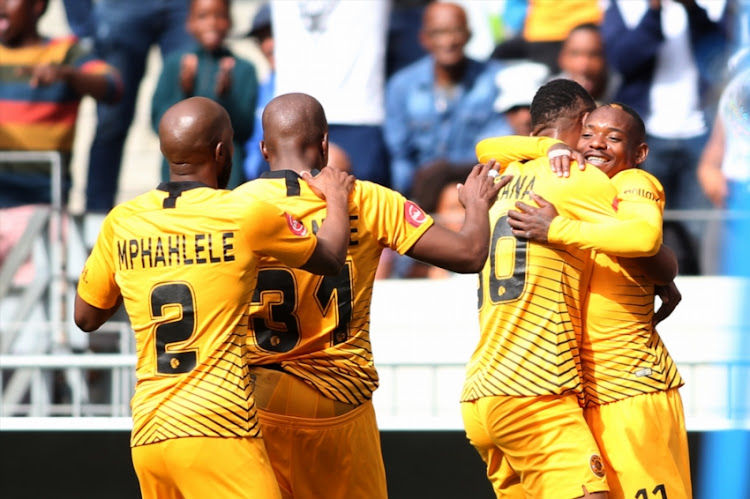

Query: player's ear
left=215, top=140, right=226, bottom=163
left=634, top=142, right=649, bottom=166
left=321, top=132, right=329, bottom=167
left=260, top=140, right=269, bottom=162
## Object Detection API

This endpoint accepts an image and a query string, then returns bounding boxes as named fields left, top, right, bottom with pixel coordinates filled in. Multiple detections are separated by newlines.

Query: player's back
left=462, top=158, right=619, bottom=400
left=90, top=184, right=306, bottom=445
left=238, top=171, right=433, bottom=404
left=582, top=169, right=683, bottom=405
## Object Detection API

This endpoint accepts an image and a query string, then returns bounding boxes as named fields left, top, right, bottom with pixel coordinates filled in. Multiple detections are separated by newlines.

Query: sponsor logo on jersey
left=286, top=213, right=308, bottom=236
left=404, top=201, right=427, bottom=227
left=590, top=454, right=606, bottom=478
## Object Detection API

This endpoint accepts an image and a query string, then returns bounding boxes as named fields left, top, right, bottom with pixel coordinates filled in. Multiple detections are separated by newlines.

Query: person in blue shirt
left=384, top=1, right=512, bottom=197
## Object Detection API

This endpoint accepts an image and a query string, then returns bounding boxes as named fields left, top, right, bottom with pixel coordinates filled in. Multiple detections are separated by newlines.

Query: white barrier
left=1, top=275, right=748, bottom=431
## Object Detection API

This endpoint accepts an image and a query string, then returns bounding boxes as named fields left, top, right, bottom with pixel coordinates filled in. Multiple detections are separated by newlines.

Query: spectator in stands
left=406, top=162, right=469, bottom=279
left=697, top=53, right=750, bottom=276
left=385, top=2, right=512, bottom=197
left=271, top=0, right=391, bottom=187
left=61, top=0, right=193, bottom=212
left=0, top=0, right=122, bottom=208
left=0, top=0, right=122, bottom=285
left=242, top=2, right=273, bottom=182
left=151, top=0, right=258, bottom=190
left=553, top=23, right=620, bottom=104
left=491, top=0, right=604, bottom=74
left=327, top=142, right=352, bottom=174
left=602, top=0, right=729, bottom=275
left=386, top=0, right=431, bottom=79
left=493, top=60, right=549, bottom=136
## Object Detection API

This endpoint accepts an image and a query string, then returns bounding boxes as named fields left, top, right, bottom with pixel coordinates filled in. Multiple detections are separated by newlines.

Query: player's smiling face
left=578, top=106, right=644, bottom=178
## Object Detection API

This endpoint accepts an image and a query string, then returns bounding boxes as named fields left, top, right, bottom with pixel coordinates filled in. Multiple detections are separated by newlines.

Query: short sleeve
left=76, top=214, right=120, bottom=309
left=245, top=198, right=318, bottom=268
left=356, top=181, right=434, bottom=255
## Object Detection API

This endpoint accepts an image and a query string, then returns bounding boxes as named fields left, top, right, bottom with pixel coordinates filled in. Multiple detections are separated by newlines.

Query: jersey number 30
left=478, top=215, right=528, bottom=309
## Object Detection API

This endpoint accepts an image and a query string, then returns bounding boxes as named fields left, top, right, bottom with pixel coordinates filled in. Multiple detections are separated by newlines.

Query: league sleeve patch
left=285, top=213, right=308, bottom=236
left=404, top=201, right=427, bottom=227
left=590, top=454, right=606, bottom=478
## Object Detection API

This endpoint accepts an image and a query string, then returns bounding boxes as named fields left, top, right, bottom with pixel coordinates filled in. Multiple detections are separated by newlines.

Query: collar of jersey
left=156, top=181, right=212, bottom=194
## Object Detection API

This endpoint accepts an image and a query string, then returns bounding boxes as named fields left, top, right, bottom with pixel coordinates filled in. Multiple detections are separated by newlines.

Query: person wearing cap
left=493, top=60, right=549, bottom=136
left=243, top=2, right=275, bottom=181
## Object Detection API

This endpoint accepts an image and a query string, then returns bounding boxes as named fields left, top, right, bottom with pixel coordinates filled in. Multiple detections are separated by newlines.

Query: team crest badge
left=590, top=454, right=606, bottom=478
left=404, top=201, right=427, bottom=227
left=285, top=213, right=308, bottom=236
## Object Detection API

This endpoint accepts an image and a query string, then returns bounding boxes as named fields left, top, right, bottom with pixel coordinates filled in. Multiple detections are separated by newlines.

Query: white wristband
left=548, top=149, right=572, bottom=159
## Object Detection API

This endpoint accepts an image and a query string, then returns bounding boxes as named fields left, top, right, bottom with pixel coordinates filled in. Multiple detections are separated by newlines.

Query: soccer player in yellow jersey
left=507, top=104, right=690, bottom=499
left=462, top=79, right=666, bottom=499
left=74, top=97, right=356, bottom=499
left=236, top=92, right=508, bottom=499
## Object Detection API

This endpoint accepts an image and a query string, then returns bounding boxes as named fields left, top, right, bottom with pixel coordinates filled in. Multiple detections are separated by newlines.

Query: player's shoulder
left=612, top=167, right=662, bottom=189
left=612, top=168, right=665, bottom=201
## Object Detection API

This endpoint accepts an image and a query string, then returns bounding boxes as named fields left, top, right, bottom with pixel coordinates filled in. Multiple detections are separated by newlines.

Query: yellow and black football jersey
left=77, top=182, right=318, bottom=446
left=236, top=170, right=434, bottom=405
left=462, top=137, right=661, bottom=401
left=581, top=169, right=683, bottom=405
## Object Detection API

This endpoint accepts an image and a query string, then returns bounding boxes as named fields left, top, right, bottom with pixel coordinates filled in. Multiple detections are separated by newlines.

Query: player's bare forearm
left=408, top=163, right=508, bottom=273
left=74, top=293, right=122, bottom=332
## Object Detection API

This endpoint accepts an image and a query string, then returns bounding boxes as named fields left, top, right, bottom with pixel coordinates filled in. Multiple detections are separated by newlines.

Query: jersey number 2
left=150, top=282, right=198, bottom=375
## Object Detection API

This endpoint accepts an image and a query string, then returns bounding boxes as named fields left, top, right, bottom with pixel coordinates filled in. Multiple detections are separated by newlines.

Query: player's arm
left=629, top=243, right=678, bottom=286
left=406, top=162, right=509, bottom=273
left=298, top=167, right=355, bottom=275
left=74, top=294, right=123, bottom=332
left=74, top=217, right=122, bottom=332
left=476, top=135, right=562, bottom=166
left=477, top=136, right=585, bottom=177
left=508, top=170, right=662, bottom=257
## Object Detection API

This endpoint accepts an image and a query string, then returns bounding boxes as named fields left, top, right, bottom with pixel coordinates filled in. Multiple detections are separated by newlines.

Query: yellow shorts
left=461, top=393, right=608, bottom=499
left=131, top=436, right=281, bottom=499
left=251, top=367, right=387, bottom=499
left=584, top=388, right=692, bottom=499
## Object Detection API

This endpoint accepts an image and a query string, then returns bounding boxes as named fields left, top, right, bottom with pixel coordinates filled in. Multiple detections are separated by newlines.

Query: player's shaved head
left=261, top=93, right=329, bottom=173
left=158, top=96, right=234, bottom=187
left=262, top=93, right=327, bottom=151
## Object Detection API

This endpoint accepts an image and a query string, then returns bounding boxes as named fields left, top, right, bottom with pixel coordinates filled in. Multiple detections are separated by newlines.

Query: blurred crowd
left=1, top=0, right=748, bottom=278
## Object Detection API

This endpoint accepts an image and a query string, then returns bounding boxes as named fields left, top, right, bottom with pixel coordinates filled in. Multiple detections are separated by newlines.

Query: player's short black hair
left=530, top=78, right=596, bottom=129
left=606, top=102, right=647, bottom=144
left=567, top=22, right=601, bottom=37
left=190, top=0, right=231, bottom=11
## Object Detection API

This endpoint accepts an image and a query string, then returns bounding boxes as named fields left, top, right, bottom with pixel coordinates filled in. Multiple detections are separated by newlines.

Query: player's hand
left=507, top=192, right=558, bottom=243
left=302, top=166, right=355, bottom=202
left=697, top=167, right=728, bottom=208
left=180, top=54, right=198, bottom=95
left=17, top=64, right=73, bottom=87
left=548, top=143, right=585, bottom=178
left=457, top=160, right=510, bottom=210
left=215, top=56, right=235, bottom=97
left=653, top=281, right=681, bottom=326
